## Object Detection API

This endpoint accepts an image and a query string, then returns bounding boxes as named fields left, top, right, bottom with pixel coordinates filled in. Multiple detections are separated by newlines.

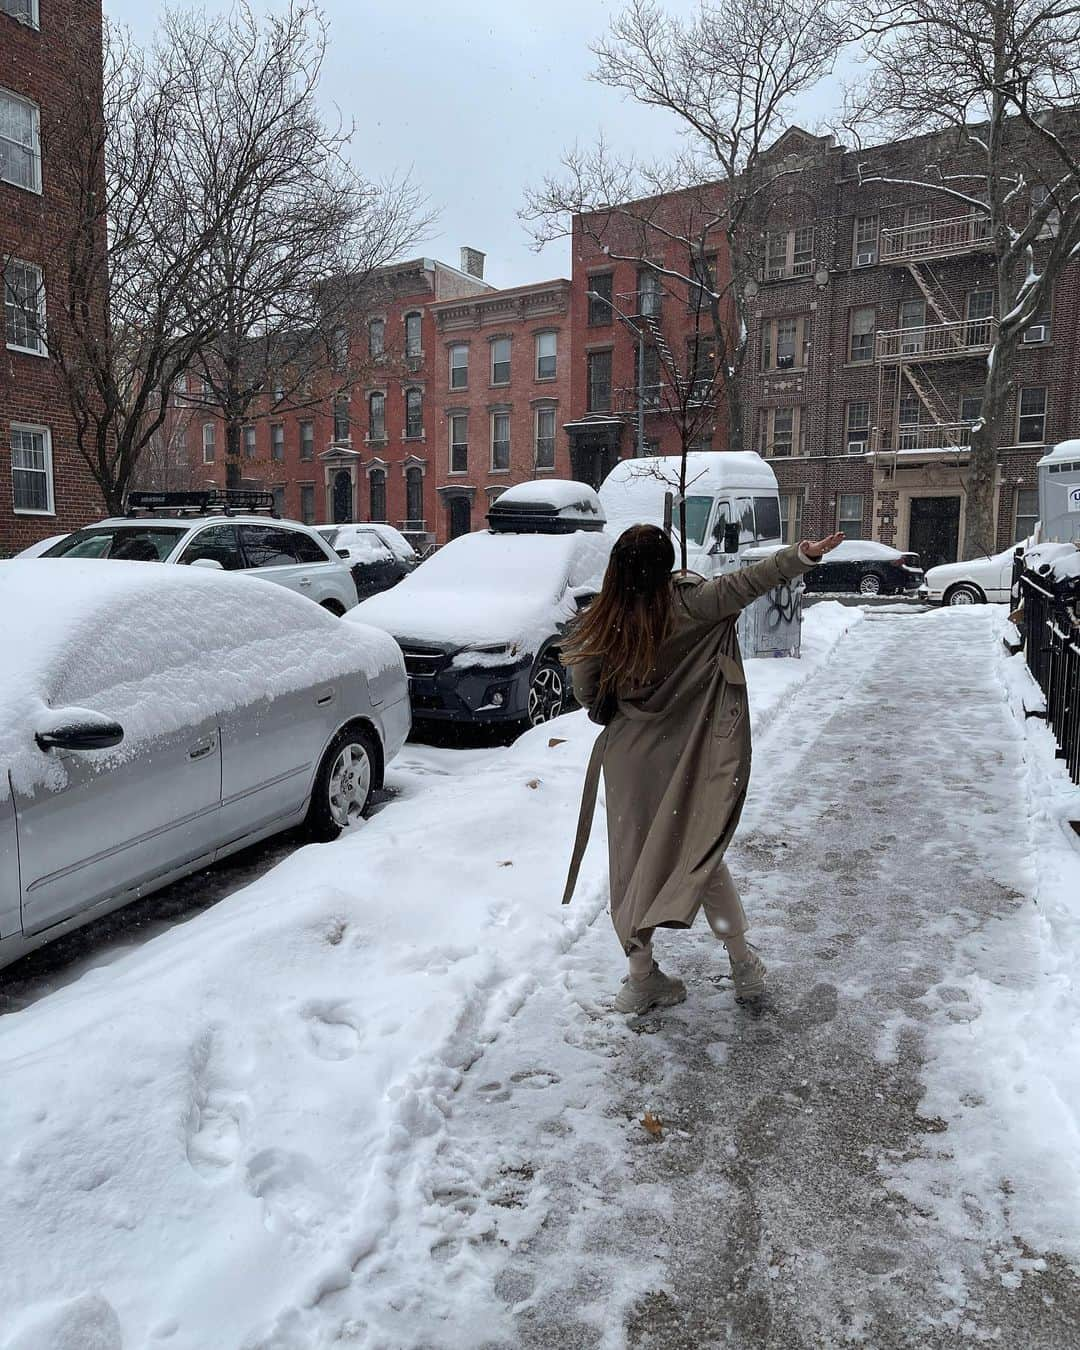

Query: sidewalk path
left=349, top=609, right=1080, bottom=1349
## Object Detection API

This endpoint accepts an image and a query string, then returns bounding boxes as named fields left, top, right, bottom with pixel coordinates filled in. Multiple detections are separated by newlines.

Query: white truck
left=598, top=451, right=785, bottom=574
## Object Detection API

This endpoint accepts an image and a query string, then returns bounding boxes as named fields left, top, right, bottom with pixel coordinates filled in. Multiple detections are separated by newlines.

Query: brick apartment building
left=744, top=124, right=1080, bottom=566
left=1, top=0, right=106, bottom=555
left=429, top=278, right=572, bottom=540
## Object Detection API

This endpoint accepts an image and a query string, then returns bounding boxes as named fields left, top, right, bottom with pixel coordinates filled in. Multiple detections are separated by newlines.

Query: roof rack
left=126, top=490, right=279, bottom=518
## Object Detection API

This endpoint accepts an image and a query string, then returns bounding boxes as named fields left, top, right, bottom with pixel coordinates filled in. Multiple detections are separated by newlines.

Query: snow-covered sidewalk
left=0, top=605, right=859, bottom=1350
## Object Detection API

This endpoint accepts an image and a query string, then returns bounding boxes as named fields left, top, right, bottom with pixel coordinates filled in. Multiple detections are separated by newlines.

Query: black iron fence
left=1018, top=559, right=1080, bottom=786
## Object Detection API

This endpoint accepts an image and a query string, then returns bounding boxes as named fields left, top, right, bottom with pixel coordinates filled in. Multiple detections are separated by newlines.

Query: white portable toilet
left=1037, top=439, right=1080, bottom=542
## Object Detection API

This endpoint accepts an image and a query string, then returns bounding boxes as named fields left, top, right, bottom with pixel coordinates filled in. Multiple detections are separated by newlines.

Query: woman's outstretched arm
left=681, top=534, right=844, bottom=623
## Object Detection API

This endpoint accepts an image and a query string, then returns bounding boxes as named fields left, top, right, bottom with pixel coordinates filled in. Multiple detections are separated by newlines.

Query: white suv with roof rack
left=34, top=491, right=359, bottom=614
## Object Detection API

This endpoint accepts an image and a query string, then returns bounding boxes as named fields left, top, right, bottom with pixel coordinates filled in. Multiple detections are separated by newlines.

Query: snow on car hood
left=348, top=531, right=608, bottom=653
left=0, top=559, right=403, bottom=802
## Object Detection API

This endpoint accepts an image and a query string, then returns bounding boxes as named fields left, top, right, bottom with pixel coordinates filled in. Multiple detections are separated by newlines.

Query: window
left=331, top=327, right=348, bottom=373
left=690, top=340, right=716, bottom=400
left=960, top=392, right=983, bottom=424
left=3, top=259, right=45, bottom=353
left=849, top=307, right=876, bottom=363
left=588, top=273, right=613, bottom=325
left=491, top=412, right=511, bottom=471
left=491, top=337, right=511, bottom=385
left=587, top=350, right=612, bottom=412
left=535, top=407, right=556, bottom=469
left=405, top=387, right=424, bottom=439
left=405, top=312, right=422, bottom=358
left=1014, top=487, right=1039, bottom=542
left=899, top=298, right=925, bottom=346
left=299, top=483, right=315, bottom=525
left=202, top=423, right=216, bottom=463
left=638, top=344, right=662, bottom=407
left=853, top=215, right=878, bottom=266
left=535, top=331, right=557, bottom=380
left=272, top=485, right=286, bottom=516
left=905, top=203, right=932, bottom=251
left=239, top=524, right=327, bottom=567
left=368, top=391, right=385, bottom=440
left=1017, top=386, right=1047, bottom=443
left=638, top=269, right=661, bottom=317
left=1023, top=297, right=1051, bottom=344
left=1031, top=185, right=1061, bottom=240
left=10, top=423, right=52, bottom=513
left=760, top=406, right=804, bottom=457
left=271, top=424, right=284, bottom=461
left=837, top=493, right=865, bottom=539
left=178, top=524, right=243, bottom=570
left=242, top=425, right=257, bottom=459
left=0, top=89, right=40, bottom=192
left=846, top=400, right=870, bottom=452
left=449, top=344, right=469, bottom=390
left=405, top=466, right=424, bottom=525
left=763, top=226, right=815, bottom=280
left=369, top=468, right=387, bottom=522
left=369, top=318, right=385, bottom=357
left=449, top=412, right=468, bottom=473
left=2, top=0, right=39, bottom=25
left=897, top=392, right=923, bottom=447
left=299, top=420, right=314, bottom=461
left=333, top=396, right=350, bottom=442
left=779, top=492, right=804, bottom=545
left=965, top=289, right=994, bottom=346
left=762, top=314, right=811, bottom=371
left=689, top=250, right=717, bottom=309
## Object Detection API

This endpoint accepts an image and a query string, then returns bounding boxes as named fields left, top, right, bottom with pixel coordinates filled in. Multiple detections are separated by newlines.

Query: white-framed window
left=368, top=391, right=385, bottom=440
left=271, top=423, right=284, bottom=461
left=10, top=422, right=53, bottom=514
left=763, top=226, right=815, bottom=280
left=404, top=311, right=422, bottom=358
left=760, top=406, right=802, bottom=457
left=638, top=268, right=662, bottom=317
left=1, top=0, right=39, bottom=27
left=272, top=484, right=286, bottom=515
left=3, top=258, right=45, bottom=354
left=405, top=387, right=424, bottom=439
left=299, top=483, right=316, bottom=525
left=535, top=406, right=556, bottom=469
left=368, top=317, right=385, bottom=357
left=762, top=314, right=811, bottom=371
left=491, top=411, right=511, bottom=471
left=449, top=344, right=469, bottom=390
left=846, top=400, right=870, bottom=452
left=0, top=88, right=41, bottom=192
left=1031, top=184, right=1061, bottom=240
left=535, top=331, right=557, bottom=380
left=202, top=422, right=216, bottom=463
left=1014, top=487, right=1039, bottom=542
left=242, top=425, right=256, bottom=459
left=837, top=493, right=864, bottom=539
left=491, top=337, right=511, bottom=386
left=449, top=412, right=468, bottom=473
left=299, top=420, right=314, bottom=461
left=852, top=214, right=878, bottom=266
left=1017, top=386, right=1047, bottom=444
left=848, top=307, right=876, bottom=363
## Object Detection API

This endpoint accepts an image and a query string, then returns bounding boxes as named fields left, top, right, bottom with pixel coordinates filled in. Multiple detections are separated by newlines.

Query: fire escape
left=872, top=213, right=995, bottom=456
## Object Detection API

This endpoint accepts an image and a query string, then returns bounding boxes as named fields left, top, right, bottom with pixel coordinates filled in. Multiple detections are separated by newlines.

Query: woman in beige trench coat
left=562, top=524, right=842, bottom=1016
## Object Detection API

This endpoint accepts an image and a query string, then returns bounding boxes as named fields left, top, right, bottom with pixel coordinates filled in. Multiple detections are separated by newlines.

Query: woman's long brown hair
left=563, top=524, right=675, bottom=695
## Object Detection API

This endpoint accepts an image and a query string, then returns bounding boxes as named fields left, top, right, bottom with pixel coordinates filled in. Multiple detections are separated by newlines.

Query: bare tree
left=524, top=0, right=846, bottom=456
left=169, top=2, right=432, bottom=488
left=849, top=0, right=1080, bottom=558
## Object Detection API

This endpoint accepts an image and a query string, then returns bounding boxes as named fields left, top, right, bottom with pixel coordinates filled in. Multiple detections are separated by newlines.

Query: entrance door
left=449, top=495, right=471, bottom=539
left=908, top=495, right=961, bottom=570
left=332, top=470, right=353, bottom=523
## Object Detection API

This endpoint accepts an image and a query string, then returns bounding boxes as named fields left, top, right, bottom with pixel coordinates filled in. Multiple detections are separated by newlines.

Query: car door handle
left=299, top=576, right=312, bottom=587
left=188, top=739, right=216, bottom=761
left=316, top=688, right=336, bottom=707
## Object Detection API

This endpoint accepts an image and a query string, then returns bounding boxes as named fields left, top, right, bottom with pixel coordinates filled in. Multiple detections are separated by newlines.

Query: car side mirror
left=36, top=714, right=124, bottom=752
left=712, top=523, right=741, bottom=555
left=188, top=556, right=224, bottom=570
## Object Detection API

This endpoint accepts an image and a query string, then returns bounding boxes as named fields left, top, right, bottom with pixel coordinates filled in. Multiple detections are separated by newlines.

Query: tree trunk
left=226, top=418, right=242, bottom=491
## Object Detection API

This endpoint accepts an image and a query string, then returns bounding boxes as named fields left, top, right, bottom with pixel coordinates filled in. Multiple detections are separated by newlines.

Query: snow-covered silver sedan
left=0, top=560, right=410, bottom=972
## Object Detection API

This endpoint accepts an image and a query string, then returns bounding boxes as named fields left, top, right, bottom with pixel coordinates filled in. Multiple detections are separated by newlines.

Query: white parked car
left=37, top=493, right=358, bottom=614
left=14, top=533, right=69, bottom=559
left=0, top=560, right=409, bottom=972
left=924, top=542, right=1028, bottom=605
left=349, top=480, right=612, bottom=727
left=321, top=521, right=420, bottom=565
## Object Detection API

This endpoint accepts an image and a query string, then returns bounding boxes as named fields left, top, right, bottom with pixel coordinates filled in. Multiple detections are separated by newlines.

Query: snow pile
left=0, top=560, right=402, bottom=801
left=350, top=530, right=611, bottom=652
left=0, top=603, right=862, bottom=1349
left=1048, top=545, right=1080, bottom=582
left=1023, top=541, right=1078, bottom=575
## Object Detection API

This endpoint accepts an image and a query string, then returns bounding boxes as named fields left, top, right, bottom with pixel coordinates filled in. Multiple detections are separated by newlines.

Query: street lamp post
left=586, top=289, right=646, bottom=458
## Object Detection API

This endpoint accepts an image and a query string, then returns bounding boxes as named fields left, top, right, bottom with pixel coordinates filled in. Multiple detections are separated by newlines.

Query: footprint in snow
left=244, top=1147, right=334, bottom=1233
left=184, top=1030, right=248, bottom=1179
left=299, top=1000, right=363, bottom=1061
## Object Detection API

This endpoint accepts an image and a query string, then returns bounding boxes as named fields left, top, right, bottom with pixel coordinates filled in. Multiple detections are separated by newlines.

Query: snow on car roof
left=349, top=529, right=611, bottom=650
left=0, top=560, right=400, bottom=802
left=492, top=479, right=604, bottom=515
left=825, top=540, right=907, bottom=562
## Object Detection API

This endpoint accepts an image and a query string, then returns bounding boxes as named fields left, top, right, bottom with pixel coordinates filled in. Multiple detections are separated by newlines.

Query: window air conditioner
left=1022, top=324, right=1047, bottom=344
left=901, top=341, right=921, bottom=354
left=847, top=439, right=867, bottom=455
left=856, top=251, right=876, bottom=266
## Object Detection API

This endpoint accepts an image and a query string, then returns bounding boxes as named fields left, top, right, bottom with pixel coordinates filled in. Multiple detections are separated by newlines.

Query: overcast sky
left=103, top=1, right=846, bottom=289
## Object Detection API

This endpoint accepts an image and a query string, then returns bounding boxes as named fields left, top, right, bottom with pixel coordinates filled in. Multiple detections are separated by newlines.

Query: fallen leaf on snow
left=497, top=860, right=513, bottom=868
left=641, top=1111, right=664, bottom=1138
left=547, top=737, right=566, bottom=748
left=525, top=779, right=541, bottom=790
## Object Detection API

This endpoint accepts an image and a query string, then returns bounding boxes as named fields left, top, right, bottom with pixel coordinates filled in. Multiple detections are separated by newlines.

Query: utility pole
left=586, top=289, right=645, bottom=457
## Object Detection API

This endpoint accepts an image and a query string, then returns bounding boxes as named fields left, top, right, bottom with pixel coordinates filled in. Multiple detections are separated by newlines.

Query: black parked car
left=318, top=524, right=417, bottom=600
left=802, top=540, right=925, bottom=597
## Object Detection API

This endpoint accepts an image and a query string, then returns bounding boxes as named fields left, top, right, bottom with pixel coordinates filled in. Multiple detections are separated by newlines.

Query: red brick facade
left=1, top=0, right=106, bottom=554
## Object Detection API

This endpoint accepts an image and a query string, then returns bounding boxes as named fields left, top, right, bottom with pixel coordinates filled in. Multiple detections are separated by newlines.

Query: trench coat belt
left=562, top=724, right=609, bottom=906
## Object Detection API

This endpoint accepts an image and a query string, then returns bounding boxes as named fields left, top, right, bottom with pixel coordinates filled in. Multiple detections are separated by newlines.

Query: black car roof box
left=487, top=480, right=606, bottom=534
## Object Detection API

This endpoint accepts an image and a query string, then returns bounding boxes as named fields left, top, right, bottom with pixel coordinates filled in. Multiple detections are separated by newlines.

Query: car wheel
left=858, top=571, right=883, bottom=596
left=527, top=656, right=568, bottom=727
left=306, top=725, right=378, bottom=841
left=321, top=599, right=346, bottom=617
left=944, top=582, right=985, bottom=606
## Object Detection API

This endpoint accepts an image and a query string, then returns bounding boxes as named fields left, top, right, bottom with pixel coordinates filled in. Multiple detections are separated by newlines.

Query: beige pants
left=627, top=861, right=745, bottom=978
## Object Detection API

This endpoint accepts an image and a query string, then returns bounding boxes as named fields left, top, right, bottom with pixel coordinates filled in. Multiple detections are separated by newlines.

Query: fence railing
left=1019, top=564, right=1080, bottom=787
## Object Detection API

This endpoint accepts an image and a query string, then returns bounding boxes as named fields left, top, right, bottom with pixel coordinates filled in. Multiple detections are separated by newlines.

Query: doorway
left=908, top=495, right=960, bottom=570
left=332, top=470, right=353, bottom=523
left=448, top=495, right=471, bottom=539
